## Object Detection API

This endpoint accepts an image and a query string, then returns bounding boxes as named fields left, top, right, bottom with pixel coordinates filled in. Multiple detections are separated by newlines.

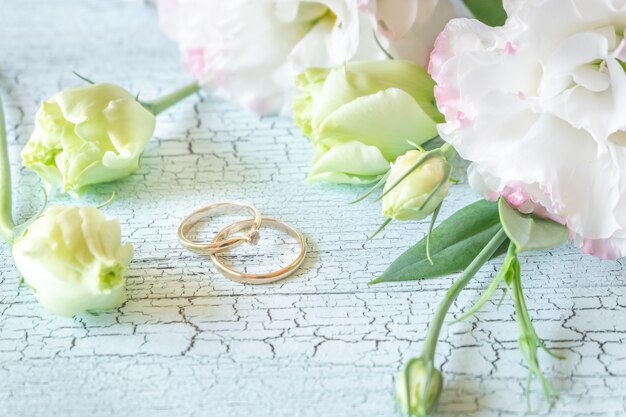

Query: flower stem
left=141, top=82, right=200, bottom=116
left=503, top=243, right=559, bottom=407
left=440, top=143, right=457, bottom=161
left=421, top=227, right=507, bottom=360
left=0, top=96, right=15, bottom=243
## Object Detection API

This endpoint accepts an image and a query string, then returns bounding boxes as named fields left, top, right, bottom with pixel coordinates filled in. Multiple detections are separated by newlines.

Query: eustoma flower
left=1, top=96, right=134, bottom=317
left=382, top=148, right=453, bottom=221
left=430, top=0, right=626, bottom=259
left=23, top=83, right=156, bottom=196
left=12, top=206, right=134, bottom=317
left=396, top=357, right=443, bottom=417
left=392, top=223, right=510, bottom=416
left=22, top=81, right=198, bottom=196
left=293, top=60, right=442, bottom=183
left=157, top=0, right=455, bottom=115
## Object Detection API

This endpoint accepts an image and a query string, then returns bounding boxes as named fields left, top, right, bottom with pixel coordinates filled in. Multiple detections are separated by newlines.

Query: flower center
left=98, top=263, right=124, bottom=291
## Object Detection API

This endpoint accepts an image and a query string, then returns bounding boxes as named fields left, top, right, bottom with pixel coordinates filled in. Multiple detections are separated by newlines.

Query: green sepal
left=498, top=198, right=568, bottom=254
left=451, top=265, right=506, bottom=324
left=368, top=217, right=392, bottom=241
left=72, top=71, right=96, bottom=85
left=371, top=199, right=508, bottom=284
left=425, top=202, right=443, bottom=265
left=349, top=171, right=389, bottom=205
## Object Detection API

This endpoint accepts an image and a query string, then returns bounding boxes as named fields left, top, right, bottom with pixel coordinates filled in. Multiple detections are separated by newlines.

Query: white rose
left=157, top=0, right=455, bottom=115
left=430, top=0, right=626, bottom=259
left=12, top=205, right=134, bottom=316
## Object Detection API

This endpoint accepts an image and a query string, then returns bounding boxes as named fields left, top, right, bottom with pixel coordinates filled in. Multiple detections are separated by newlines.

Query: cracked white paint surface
left=0, top=1, right=625, bottom=416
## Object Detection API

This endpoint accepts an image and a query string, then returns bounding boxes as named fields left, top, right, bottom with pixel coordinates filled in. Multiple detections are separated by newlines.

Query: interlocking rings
left=178, top=202, right=306, bottom=284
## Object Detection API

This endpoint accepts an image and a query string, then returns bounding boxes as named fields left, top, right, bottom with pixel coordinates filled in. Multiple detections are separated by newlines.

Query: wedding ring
left=178, top=201, right=262, bottom=254
left=210, top=217, right=307, bottom=284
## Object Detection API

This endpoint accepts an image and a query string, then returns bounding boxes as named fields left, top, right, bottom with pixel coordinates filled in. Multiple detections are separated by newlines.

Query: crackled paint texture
left=0, top=1, right=626, bottom=416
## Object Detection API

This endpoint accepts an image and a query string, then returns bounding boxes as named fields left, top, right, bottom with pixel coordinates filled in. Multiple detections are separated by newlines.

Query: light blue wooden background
left=0, top=1, right=624, bottom=416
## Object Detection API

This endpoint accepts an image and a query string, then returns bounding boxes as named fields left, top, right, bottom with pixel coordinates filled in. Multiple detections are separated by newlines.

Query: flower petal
left=55, top=83, right=133, bottom=124
left=318, top=88, right=437, bottom=160
left=102, top=98, right=156, bottom=157
left=308, top=141, right=390, bottom=183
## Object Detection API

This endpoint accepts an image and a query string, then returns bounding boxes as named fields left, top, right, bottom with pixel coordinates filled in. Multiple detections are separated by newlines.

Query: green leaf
left=371, top=199, right=508, bottom=284
left=498, top=198, right=568, bottom=254
left=462, top=0, right=507, bottom=26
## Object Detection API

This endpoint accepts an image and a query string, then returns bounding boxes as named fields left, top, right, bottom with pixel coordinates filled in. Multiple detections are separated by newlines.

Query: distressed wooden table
left=0, top=1, right=625, bottom=416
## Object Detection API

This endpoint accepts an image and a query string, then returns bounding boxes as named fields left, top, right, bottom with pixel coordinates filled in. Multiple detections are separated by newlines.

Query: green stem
left=421, top=227, right=507, bottom=360
left=0, top=96, right=14, bottom=243
left=141, top=82, right=200, bottom=116
left=440, top=143, right=457, bottom=161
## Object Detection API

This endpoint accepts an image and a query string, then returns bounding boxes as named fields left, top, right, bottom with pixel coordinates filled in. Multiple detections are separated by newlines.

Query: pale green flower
left=22, top=83, right=156, bottom=195
left=396, top=358, right=443, bottom=417
left=12, top=205, right=134, bottom=317
left=383, top=149, right=451, bottom=221
left=293, top=60, right=441, bottom=184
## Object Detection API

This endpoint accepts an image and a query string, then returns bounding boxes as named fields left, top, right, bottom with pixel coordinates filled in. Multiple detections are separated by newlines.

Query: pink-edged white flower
left=430, top=0, right=626, bottom=259
left=157, top=0, right=455, bottom=115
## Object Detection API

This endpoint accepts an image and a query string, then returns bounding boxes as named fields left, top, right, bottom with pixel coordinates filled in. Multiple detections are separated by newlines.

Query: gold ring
left=178, top=201, right=262, bottom=254
left=210, top=217, right=307, bottom=284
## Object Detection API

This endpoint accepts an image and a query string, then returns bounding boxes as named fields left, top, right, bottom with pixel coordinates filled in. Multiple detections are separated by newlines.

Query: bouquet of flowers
left=3, top=0, right=624, bottom=416
left=155, top=0, right=626, bottom=414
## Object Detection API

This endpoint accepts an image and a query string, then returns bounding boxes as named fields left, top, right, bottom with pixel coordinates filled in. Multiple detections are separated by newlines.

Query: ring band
left=178, top=201, right=262, bottom=254
left=210, top=217, right=307, bottom=284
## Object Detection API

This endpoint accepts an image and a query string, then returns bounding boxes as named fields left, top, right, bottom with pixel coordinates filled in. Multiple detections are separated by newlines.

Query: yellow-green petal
left=308, top=141, right=390, bottom=184
left=318, top=88, right=438, bottom=161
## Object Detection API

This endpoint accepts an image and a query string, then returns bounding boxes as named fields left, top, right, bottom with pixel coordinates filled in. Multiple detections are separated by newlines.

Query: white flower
left=22, top=83, right=156, bottom=196
left=430, top=0, right=626, bottom=259
left=294, top=60, right=441, bottom=184
left=12, top=205, right=134, bottom=316
left=157, top=0, right=455, bottom=115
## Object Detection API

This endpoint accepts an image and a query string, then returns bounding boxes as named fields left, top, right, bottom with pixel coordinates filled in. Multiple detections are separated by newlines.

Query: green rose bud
left=293, top=60, right=442, bottom=184
left=383, top=149, right=451, bottom=221
left=12, top=205, right=134, bottom=316
left=396, top=358, right=443, bottom=417
left=22, top=83, right=156, bottom=195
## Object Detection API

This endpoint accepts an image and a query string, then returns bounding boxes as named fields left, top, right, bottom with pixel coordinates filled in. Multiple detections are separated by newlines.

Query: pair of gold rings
left=177, top=201, right=307, bottom=284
